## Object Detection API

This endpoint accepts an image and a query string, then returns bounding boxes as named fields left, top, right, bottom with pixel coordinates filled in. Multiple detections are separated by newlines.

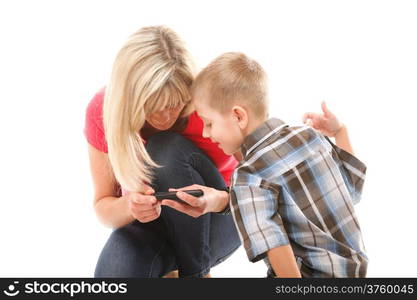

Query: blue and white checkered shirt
left=229, top=118, right=368, bottom=277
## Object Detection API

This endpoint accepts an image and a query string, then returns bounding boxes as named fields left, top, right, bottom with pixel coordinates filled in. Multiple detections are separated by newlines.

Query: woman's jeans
left=94, top=131, right=241, bottom=278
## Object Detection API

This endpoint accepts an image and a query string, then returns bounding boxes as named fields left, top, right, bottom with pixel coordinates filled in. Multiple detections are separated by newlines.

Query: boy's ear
left=232, top=105, right=248, bottom=130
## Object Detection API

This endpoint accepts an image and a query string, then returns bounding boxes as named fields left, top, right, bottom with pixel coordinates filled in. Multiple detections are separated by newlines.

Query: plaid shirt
left=229, top=118, right=368, bottom=277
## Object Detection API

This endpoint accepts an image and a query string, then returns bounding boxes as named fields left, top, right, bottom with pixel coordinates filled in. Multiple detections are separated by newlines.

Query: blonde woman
left=84, top=26, right=240, bottom=278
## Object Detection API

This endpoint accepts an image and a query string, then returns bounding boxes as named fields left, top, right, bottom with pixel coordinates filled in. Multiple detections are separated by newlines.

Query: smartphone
left=154, top=189, right=204, bottom=203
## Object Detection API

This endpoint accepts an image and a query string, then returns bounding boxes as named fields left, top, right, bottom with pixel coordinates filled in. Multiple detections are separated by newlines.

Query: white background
left=0, top=0, right=416, bottom=277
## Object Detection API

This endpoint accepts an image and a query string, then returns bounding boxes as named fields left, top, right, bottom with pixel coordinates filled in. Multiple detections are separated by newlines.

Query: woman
left=84, top=26, right=240, bottom=278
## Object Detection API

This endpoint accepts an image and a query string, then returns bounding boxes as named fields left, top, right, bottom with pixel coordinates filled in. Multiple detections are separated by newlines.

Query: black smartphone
left=154, top=189, right=204, bottom=203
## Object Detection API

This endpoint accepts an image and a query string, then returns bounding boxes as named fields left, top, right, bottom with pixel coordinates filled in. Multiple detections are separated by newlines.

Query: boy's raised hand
left=302, top=101, right=344, bottom=137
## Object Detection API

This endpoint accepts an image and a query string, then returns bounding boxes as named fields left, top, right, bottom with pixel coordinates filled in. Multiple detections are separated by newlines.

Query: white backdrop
left=1, top=0, right=416, bottom=277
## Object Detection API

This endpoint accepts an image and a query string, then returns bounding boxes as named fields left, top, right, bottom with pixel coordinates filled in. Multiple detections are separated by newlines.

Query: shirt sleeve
left=83, top=89, right=108, bottom=153
left=230, top=180, right=290, bottom=262
left=325, top=137, right=367, bottom=205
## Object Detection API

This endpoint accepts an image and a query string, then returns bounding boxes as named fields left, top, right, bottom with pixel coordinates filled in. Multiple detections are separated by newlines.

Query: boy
left=190, top=52, right=368, bottom=277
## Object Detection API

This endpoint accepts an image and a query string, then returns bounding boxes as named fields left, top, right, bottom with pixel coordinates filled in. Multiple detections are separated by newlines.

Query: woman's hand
left=160, top=184, right=229, bottom=218
left=302, top=101, right=344, bottom=137
left=127, top=185, right=161, bottom=223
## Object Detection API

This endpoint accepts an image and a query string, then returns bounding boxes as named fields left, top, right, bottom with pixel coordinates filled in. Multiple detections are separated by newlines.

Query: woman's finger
left=140, top=183, right=155, bottom=195
left=129, top=201, right=156, bottom=215
left=138, top=210, right=159, bottom=219
left=139, top=213, right=159, bottom=223
left=132, top=195, right=157, bottom=205
left=144, top=188, right=155, bottom=195
left=130, top=204, right=157, bottom=214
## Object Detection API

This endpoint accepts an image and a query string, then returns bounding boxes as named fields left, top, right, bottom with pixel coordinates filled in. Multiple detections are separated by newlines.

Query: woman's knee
left=145, top=131, right=197, bottom=165
left=94, top=221, right=173, bottom=278
left=145, top=131, right=225, bottom=191
left=94, top=226, right=147, bottom=277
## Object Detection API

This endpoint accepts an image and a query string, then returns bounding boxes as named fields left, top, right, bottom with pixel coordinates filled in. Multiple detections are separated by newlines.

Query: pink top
left=84, top=88, right=238, bottom=189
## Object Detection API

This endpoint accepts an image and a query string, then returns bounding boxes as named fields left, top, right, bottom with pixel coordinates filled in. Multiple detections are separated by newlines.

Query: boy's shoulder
left=237, top=120, right=332, bottom=180
left=250, top=122, right=330, bottom=160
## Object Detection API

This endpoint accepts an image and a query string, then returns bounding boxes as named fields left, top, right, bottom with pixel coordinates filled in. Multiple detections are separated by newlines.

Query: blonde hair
left=103, top=26, right=195, bottom=193
left=192, top=52, right=268, bottom=119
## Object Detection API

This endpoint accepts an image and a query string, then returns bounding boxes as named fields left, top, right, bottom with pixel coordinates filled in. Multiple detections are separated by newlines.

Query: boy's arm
left=230, top=182, right=292, bottom=264
left=334, top=124, right=354, bottom=155
left=268, top=245, right=302, bottom=278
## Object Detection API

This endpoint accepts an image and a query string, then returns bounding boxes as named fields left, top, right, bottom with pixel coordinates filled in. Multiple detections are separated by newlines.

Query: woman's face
left=146, top=103, right=185, bottom=130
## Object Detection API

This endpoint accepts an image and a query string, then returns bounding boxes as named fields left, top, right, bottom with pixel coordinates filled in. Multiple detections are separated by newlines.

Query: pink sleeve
left=83, top=88, right=108, bottom=153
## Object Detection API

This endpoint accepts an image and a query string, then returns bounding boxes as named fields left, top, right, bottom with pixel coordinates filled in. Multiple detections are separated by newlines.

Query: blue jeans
left=94, top=131, right=241, bottom=278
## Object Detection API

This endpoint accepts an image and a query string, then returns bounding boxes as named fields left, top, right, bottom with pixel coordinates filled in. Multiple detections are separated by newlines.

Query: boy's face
left=194, top=92, right=246, bottom=155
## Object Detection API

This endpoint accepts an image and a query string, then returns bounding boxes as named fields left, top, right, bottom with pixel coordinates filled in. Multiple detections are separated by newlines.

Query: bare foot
left=162, top=270, right=179, bottom=278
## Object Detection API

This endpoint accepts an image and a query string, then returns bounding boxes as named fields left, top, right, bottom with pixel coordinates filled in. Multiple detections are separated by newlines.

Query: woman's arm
left=88, top=144, right=162, bottom=228
left=88, top=144, right=135, bottom=228
left=303, top=101, right=354, bottom=155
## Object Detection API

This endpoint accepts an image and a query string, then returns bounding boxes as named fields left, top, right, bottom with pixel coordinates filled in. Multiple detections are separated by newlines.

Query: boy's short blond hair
left=192, top=52, right=269, bottom=120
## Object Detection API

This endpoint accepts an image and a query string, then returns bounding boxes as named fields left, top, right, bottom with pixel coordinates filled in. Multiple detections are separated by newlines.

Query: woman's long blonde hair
left=103, top=26, right=195, bottom=193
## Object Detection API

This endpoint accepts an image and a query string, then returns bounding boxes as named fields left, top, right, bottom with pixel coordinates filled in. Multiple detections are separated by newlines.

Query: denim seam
left=180, top=243, right=240, bottom=278
left=200, top=205, right=210, bottom=273
left=211, top=243, right=241, bottom=268
left=185, top=152, right=211, bottom=276
left=148, top=240, right=167, bottom=278
left=187, top=152, right=203, bottom=176
left=180, top=265, right=211, bottom=278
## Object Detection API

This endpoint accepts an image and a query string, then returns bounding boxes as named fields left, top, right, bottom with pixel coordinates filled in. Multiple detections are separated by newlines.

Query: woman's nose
left=156, top=110, right=172, bottom=122
left=162, top=110, right=171, bottom=119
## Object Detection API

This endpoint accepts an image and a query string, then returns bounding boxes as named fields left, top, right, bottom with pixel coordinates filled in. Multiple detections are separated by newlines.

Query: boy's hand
left=160, top=184, right=228, bottom=218
left=302, top=101, right=344, bottom=137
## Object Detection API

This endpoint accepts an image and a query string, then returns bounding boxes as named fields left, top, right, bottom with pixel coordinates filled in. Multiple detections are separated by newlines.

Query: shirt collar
left=241, top=118, right=288, bottom=157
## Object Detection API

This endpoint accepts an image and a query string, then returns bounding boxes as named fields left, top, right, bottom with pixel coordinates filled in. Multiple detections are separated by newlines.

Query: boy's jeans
left=94, top=131, right=241, bottom=278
